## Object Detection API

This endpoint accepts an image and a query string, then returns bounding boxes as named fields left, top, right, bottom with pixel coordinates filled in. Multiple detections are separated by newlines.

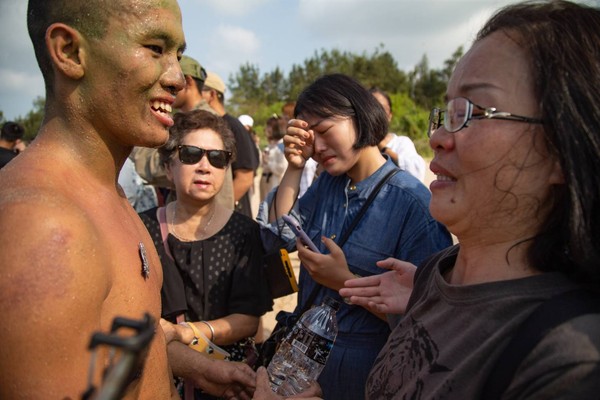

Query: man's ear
left=185, top=75, right=194, bottom=89
left=46, top=23, right=85, bottom=80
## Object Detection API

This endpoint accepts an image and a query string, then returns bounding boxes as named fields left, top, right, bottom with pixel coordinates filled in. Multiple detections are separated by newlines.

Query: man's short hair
left=1, top=122, right=25, bottom=142
left=27, top=0, right=115, bottom=95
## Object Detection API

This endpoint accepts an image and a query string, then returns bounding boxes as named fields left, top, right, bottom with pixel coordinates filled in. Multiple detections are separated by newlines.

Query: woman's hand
left=297, top=236, right=355, bottom=291
left=339, top=258, right=417, bottom=315
left=284, top=119, right=315, bottom=168
left=160, top=318, right=195, bottom=345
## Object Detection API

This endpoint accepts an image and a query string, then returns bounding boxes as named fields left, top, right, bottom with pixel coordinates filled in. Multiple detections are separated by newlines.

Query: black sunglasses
left=177, top=145, right=232, bottom=169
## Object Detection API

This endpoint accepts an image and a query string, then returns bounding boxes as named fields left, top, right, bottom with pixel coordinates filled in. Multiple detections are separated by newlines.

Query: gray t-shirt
left=367, top=245, right=600, bottom=399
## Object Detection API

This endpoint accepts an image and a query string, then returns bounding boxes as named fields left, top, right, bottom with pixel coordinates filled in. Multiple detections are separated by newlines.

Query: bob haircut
left=477, top=0, right=600, bottom=283
left=294, top=74, right=388, bottom=149
left=159, top=109, right=237, bottom=166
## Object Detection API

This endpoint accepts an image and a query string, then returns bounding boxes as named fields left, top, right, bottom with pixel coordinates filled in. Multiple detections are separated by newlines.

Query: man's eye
left=146, top=45, right=163, bottom=54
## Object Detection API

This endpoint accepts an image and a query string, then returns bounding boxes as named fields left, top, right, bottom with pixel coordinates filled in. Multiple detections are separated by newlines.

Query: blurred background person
left=239, top=114, right=260, bottom=148
left=139, top=109, right=272, bottom=399
left=173, top=55, right=212, bottom=113
left=202, top=71, right=259, bottom=218
left=260, top=114, right=288, bottom=202
left=369, top=87, right=426, bottom=182
left=0, top=121, right=25, bottom=169
left=118, top=155, right=158, bottom=212
left=239, top=113, right=262, bottom=218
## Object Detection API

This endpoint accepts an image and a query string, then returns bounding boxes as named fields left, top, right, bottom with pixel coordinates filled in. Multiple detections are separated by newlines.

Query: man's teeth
left=436, top=174, right=455, bottom=182
left=152, top=101, right=172, bottom=113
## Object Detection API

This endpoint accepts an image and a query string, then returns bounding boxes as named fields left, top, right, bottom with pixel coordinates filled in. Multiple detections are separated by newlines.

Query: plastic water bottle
left=267, top=296, right=340, bottom=395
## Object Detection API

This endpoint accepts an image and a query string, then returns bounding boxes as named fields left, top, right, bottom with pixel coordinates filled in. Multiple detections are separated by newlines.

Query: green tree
left=261, top=67, right=288, bottom=105
left=228, top=63, right=262, bottom=114
left=441, top=46, right=463, bottom=82
left=410, top=54, right=446, bottom=110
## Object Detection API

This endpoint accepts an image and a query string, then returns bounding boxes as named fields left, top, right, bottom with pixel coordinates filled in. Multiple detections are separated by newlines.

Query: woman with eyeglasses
left=139, top=109, right=272, bottom=399
left=340, top=1, right=600, bottom=399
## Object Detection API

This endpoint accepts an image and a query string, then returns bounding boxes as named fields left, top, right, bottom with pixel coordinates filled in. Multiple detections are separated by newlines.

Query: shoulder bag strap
left=300, top=167, right=400, bottom=313
left=337, top=168, right=399, bottom=248
left=156, top=206, right=174, bottom=261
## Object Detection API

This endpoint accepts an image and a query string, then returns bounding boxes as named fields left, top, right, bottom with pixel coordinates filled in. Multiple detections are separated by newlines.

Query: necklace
left=169, top=201, right=215, bottom=242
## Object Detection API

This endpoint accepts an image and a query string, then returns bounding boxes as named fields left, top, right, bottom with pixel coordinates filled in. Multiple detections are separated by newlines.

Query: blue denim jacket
left=258, top=159, right=452, bottom=398
left=259, top=159, right=451, bottom=332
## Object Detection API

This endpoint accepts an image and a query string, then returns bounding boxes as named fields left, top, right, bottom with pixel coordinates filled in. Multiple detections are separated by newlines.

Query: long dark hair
left=477, top=0, right=600, bottom=282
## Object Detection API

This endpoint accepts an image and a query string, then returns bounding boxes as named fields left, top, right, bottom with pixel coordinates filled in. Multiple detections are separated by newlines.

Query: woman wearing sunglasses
left=139, top=109, right=272, bottom=399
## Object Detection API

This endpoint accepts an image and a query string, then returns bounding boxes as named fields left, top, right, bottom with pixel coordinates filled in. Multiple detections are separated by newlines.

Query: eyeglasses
left=177, top=145, right=232, bottom=168
left=428, top=97, right=543, bottom=137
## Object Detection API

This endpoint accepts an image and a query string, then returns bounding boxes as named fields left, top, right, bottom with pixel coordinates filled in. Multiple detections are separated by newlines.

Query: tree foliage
left=3, top=45, right=463, bottom=157
left=227, top=45, right=462, bottom=158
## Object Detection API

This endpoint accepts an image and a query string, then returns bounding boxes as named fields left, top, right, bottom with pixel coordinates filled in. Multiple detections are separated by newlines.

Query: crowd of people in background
left=0, top=121, right=26, bottom=169
left=1, top=1, right=599, bottom=400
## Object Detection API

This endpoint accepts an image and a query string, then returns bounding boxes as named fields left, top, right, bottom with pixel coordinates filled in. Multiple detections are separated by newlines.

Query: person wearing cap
left=238, top=114, right=254, bottom=130
left=131, top=56, right=235, bottom=210
left=238, top=114, right=262, bottom=216
left=202, top=71, right=259, bottom=218
left=173, top=55, right=212, bottom=114
left=0, top=121, right=25, bottom=169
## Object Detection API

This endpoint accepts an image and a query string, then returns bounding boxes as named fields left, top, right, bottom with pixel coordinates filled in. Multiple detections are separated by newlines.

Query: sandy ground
left=256, top=163, right=438, bottom=341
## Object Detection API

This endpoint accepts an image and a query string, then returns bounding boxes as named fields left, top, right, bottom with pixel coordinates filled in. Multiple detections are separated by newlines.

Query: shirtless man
left=0, top=1, right=254, bottom=398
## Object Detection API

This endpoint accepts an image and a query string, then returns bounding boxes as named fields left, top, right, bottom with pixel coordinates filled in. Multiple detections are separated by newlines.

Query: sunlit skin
left=0, top=0, right=186, bottom=398
left=80, top=0, right=186, bottom=152
left=340, top=30, right=565, bottom=313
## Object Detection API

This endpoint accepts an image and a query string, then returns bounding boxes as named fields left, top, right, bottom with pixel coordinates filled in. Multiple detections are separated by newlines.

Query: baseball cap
left=204, top=71, right=226, bottom=94
left=179, top=55, right=207, bottom=81
left=238, top=115, right=254, bottom=128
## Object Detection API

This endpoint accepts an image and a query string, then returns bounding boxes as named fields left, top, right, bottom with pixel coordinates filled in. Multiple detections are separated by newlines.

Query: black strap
left=298, top=167, right=400, bottom=314
left=336, top=168, right=399, bottom=248
left=482, top=289, right=600, bottom=400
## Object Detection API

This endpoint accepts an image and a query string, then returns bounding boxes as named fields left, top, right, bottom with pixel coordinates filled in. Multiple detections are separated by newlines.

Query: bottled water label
left=287, top=324, right=334, bottom=365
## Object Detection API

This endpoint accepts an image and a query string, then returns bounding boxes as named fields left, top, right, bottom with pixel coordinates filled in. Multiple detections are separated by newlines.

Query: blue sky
left=0, top=0, right=595, bottom=121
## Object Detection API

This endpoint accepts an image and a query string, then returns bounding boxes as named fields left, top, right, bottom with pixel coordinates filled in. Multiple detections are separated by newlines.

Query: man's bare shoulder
left=0, top=182, right=118, bottom=397
left=0, top=183, right=110, bottom=305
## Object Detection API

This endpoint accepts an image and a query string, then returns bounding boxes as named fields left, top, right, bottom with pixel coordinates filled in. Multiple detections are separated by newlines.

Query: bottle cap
left=323, top=296, right=341, bottom=311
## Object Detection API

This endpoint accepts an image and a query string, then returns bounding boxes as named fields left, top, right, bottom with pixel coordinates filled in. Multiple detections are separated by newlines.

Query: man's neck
left=0, top=140, right=14, bottom=150
left=209, top=101, right=226, bottom=117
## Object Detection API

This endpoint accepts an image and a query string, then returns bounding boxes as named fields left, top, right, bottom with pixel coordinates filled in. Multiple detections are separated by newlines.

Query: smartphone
left=282, top=214, right=321, bottom=253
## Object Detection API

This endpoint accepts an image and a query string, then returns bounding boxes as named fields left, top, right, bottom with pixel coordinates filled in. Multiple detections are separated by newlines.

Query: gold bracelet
left=184, top=322, right=201, bottom=346
left=199, top=320, right=215, bottom=342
